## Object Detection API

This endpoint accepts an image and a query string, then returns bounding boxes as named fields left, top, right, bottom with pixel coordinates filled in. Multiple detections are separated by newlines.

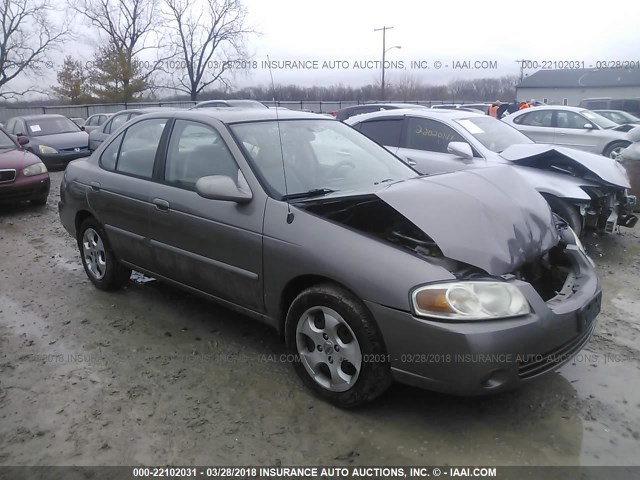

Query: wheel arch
left=74, top=210, right=96, bottom=239
left=278, top=274, right=361, bottom=339
left=603, top=139, right=631, bottom=157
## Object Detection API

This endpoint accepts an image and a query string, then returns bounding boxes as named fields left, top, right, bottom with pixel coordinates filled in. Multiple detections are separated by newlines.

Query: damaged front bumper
left=582, top=186, right=637, bottom=233
left=368, top=246, right=600, bottom=395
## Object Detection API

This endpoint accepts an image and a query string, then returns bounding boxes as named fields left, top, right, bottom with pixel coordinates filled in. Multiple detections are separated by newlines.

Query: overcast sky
left=12, top=0, right=640, bottom=96
left=235, top=0, right=640, bottom=86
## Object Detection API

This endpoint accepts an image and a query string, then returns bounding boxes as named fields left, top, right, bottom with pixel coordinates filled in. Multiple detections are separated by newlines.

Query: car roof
left=89, top=112, right=114, bottom=117
left=346, top=108, right=485, bottom=123
left=12, top=114, right=70, bottom=121
left=111, top=107, right=175, bottom=115
left=135, top=108, right=325, bottom=124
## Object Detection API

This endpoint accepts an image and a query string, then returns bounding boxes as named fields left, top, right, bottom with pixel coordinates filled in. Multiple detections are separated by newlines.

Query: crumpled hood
left=376, top=166, right=559, bottom=275
left=500, top=143, right=631, bottom=188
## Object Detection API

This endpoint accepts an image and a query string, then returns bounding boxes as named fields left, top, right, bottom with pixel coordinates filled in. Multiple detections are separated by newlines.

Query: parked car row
left=347, top=108, right=637, bottom=234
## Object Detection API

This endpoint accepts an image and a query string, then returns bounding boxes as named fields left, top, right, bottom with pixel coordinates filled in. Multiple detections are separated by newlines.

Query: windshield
left=581, top=110, right=618, bottom=129
left=0, top=129, right=15, bottom=148
left=230, top=119, right=416, bottom=198
left=455, top=116, right=533, bottom=153
left=26, top=117, right=81, bottom=136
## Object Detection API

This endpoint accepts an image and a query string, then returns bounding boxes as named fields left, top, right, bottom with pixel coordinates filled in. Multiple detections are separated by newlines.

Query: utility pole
left=374, top=26, right=393, bottom=101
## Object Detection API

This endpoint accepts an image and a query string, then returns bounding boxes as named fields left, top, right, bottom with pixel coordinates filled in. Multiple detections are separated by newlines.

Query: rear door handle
left=153, top=198, right=170, bottom=212
left=90, top=181, right=100, bottom=191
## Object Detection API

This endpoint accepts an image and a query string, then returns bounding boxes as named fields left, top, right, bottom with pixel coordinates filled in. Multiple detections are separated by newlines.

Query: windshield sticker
left=30, top=125, right=41, bottom=132
left=414, top=125, right=455, bottom=143
left=458, top=120, right=484, bottom=134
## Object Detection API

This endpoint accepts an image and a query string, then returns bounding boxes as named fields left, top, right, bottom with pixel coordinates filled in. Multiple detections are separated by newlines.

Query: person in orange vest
left=488, top=101, right=501, bottom=117
left=519, top=101, right=530, bottom=110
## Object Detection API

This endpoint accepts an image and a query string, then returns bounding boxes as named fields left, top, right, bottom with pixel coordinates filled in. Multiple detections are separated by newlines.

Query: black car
left=3, top=114, right=90, bottom=169
left=333, top=103, right=427, bottom=121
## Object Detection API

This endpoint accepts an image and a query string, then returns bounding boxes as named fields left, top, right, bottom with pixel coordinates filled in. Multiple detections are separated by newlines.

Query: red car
left=0, top=127, right=50, bottom=205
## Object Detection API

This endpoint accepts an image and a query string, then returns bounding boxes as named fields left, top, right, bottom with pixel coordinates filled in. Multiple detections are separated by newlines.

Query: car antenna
left=267, top=55, right=294, bottom=224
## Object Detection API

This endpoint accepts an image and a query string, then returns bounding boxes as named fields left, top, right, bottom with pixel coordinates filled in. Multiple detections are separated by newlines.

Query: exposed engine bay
left=300, top=195, right=575, bottom=302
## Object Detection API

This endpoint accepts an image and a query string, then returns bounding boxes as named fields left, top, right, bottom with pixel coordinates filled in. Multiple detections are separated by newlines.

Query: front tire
left=285, top=283, right=392, bottom=408
left=603, top=141, right=630, bottom=159
left=542, top=194, right=583, bottom=237
left=78, top=218, right=131, bottom=291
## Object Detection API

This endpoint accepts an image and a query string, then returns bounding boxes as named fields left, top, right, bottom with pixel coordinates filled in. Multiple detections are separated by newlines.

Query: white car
left=347, top=109, right=637, bottom=235
left=502, top=105, right=639, bottom=159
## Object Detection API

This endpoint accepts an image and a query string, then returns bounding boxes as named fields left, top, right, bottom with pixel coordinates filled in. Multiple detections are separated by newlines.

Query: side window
left=115, top=118, right=167, bottom=178
left=88, top=116, right=97, bottom=126
left=405, top=117, right=465, bottom=153
left=100, top=132, right=124, bottom=171
left=5, top=118, right=16, bottom=133
left=585, top=101, right=607, bottom=110
left=164, top=120, right=238, bottom=190
left=557, top=111, right=590, bottom=129
left=15, top=120, right=26, bottom=135
left=358, top=119, right=403, bottom=147
left=106, top=113, right=129, bottom=134
left=515, top=110, right=553, bottom=127
left=610, top=100, right=624, bottom=110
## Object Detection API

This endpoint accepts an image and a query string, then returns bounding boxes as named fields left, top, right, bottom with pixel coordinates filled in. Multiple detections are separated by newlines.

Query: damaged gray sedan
left=59, top=109, right=601, bottom=407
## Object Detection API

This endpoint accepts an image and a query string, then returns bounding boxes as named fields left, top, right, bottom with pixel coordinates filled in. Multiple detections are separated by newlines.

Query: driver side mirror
left=80, top=126, right=85, bottom=131
left=583, top=123, right=595, bottom=130
left=17, top=135, right=29, bottom=146
left=447, top=141, right=473, bottom=159
left=196, top=174, right=252, bottom=204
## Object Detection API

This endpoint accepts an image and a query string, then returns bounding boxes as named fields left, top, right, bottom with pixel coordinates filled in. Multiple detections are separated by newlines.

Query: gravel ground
left=0, top=171, right=639, bottom=466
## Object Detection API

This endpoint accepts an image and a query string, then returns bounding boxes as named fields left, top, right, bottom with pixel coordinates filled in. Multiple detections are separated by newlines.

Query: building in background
left=516, top=68, right=640, bottom=107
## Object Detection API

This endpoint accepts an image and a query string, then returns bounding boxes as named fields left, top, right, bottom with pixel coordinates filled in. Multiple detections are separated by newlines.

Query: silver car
left=88, top=108, right=172, bottom=151
left=502, top=105, right=639, bottom=159
left=347, top=109, right=637, bottom=235
left=59, top=109, right=601, bottom=407
left=83, top=113, right=113, bottom=134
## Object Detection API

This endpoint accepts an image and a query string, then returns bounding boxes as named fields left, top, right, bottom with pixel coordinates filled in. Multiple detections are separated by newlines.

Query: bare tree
left=0, top=0, right=71, bottom=98
left=163, top=0, right=253, bottom=101
left=71, top=0, right=162, bottom=97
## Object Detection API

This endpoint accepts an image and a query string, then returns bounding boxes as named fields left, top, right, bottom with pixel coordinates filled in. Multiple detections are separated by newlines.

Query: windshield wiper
left=282, top=188, right=336, bottom=200
left=374, top=178, right=394, bottom=185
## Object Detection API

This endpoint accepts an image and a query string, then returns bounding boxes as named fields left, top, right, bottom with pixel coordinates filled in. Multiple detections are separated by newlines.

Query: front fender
left=513, top=166, right=593, bottom=202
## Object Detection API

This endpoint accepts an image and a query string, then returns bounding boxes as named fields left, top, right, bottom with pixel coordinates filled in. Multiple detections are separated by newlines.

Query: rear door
left=87, top=117, right=169, bottom=270
left=145, top=119, right=265, bottom=310
left=356, top=117, right=404, bottom=156
left=512, top=109, right=555, bottom=143
left=90, top=112, right=131, bottom=150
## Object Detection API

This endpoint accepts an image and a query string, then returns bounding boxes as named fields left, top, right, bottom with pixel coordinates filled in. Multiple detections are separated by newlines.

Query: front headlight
left=411, top=281, right=530, bottom=320
left=22, top=162, right=48, bottom=176
left=38, top=145, right=58, bottom=154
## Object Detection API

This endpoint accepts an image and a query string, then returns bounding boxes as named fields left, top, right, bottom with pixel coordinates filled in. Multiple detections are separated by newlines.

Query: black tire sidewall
left=77, top=218, right=130, bottom=291
left=285, top=284, right=392, bottom=408
left=604, top=141, right=630, bottom=158
left=542, top=194, right=583, bottom=237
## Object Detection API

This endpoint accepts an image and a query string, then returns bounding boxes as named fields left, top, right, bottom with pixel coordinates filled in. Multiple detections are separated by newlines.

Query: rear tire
left=542, top=194, right=583, bottom=237
left=603, top=141, right=630, bottom=159
left=285, top=283, right=392, bottom=408
left=77, top=218, right=131, bottom=291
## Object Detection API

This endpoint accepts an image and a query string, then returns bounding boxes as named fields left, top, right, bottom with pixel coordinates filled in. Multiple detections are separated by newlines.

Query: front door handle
left=153, top=198, right=170, bottom=212
left=90, top=181, right=100, bottom=191
left=406, top=158, right=417, bottom=166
